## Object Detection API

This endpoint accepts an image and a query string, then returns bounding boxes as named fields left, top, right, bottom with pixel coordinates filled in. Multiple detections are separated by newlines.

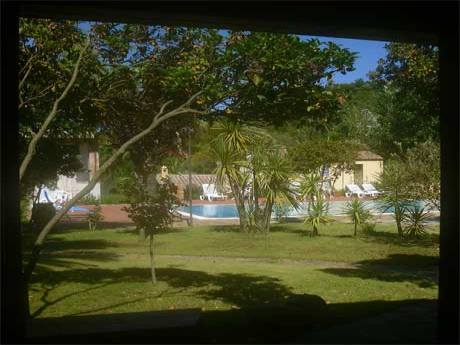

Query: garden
left=19, top=18, right=440, bottom=343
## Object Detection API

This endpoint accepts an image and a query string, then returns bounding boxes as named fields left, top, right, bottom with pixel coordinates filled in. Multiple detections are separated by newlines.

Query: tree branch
left=19, top=62, right=34, bottom=92
left=19, top=84, right=54, bottom=110
left=19, top=37, right=91, bottom=182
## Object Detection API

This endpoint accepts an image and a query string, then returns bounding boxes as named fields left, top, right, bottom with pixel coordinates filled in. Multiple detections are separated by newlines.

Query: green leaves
left=304, top=196, right=334, bottom=236
left=369, top=43, right=439, bottom=154
left=343, top=198, right=373, bottom=236
left=402, top=205, right=430, bottom=239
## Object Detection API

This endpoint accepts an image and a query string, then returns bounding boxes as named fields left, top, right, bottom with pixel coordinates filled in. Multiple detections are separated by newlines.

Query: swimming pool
left=177, top=200, right=436, bottom=219
left=68, top=206, right=90, bottom=213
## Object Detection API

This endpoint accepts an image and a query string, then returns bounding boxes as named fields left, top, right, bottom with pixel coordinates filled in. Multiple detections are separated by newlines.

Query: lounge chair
left=39, top=188, right=71, bottom=209
left=361, top=183, right=382, bottom=197
left=200, top=183, right=227, bottom=201
left=345, top=184, right=365, bottom=198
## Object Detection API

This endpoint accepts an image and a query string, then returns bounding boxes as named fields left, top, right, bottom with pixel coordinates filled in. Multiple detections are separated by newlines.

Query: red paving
left=71, top=195, right=359, bottom=225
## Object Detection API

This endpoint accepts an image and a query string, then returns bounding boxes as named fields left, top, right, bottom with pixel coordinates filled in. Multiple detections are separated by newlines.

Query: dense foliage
left=369, top=42, right=439, bottom=156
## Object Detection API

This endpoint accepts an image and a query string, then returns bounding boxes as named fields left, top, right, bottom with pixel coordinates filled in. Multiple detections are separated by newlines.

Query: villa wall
left=333, top=159, right=383, bottom=191
left=56, top=142, right=101, bottom=199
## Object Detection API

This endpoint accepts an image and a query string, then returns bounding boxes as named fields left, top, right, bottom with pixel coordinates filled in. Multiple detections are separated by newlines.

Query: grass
left=24, top=221, right=439, bottom=343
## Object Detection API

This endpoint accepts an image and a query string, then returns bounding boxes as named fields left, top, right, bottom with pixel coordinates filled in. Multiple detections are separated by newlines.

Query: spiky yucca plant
left=402, top=205, right=430, bottom=238
left=304, top=196, right=333, bottom=236
left=343, top=198, right=373, bottom=236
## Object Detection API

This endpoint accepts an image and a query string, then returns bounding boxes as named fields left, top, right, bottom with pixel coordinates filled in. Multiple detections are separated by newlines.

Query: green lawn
left=25, top=221, right=439, bottom=343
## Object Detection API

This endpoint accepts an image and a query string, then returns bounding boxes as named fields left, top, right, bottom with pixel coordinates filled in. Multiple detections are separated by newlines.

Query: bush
left=31, top=203, right=56, bottom=231
left=88, top=204, right=104, bottom=230
left=100, top=193, right=129, bottom=204
left=304, top=197, right=334, bottom=236
left=403, top=205, right=430, bottom=238
left=183, top=184, right=202, bottom=200
left=343, top=198, right=373, bottom=236
left=79, top=194, right=100, bottom=205
left=361, top=222, right=377, bottom=235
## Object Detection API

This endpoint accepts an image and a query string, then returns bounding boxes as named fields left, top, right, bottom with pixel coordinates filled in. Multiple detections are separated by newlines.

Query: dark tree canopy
left=369, top=42, right=439, bottom=156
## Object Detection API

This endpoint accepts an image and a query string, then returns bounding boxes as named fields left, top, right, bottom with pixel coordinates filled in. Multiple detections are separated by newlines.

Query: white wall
left=332, top=160, right=383, bottom=191
left=56, top=142, right=101, bottom=199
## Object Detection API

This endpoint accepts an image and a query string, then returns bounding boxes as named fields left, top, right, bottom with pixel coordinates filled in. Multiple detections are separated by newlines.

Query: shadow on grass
left=117, top=227, right=189, bottom=236
left=358, top=229, right=439, bottom=248
left=208, top=225, right=242, bottom=233
left=27, top=263, right=438, bottom=343
left=320, top=254, right=438, bottom=288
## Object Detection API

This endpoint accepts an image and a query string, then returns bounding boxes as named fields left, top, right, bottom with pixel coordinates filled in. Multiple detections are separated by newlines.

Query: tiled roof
left=356, top=150, right=383, bottom=161
left=156, top=174, right=219, bottom=188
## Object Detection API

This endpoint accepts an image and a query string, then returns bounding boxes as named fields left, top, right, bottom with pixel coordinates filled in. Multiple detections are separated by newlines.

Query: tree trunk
left=262, top=201, right=273, bottom=233
left=229, top=180, right=248, bottom=232
left=312, top=226, right=318, bottom=237
left=149, top=233, right=157, bottom=284
left=394, top=203, right=404, bottom=237
left=354, top=222, right=357, bottom=237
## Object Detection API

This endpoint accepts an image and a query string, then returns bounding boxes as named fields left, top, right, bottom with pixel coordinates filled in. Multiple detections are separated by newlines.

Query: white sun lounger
left=345, top=184, right=365, bottom=198
left=361, top=183, right=382, bottom=197
left=200, top=183, right=226, bottom=201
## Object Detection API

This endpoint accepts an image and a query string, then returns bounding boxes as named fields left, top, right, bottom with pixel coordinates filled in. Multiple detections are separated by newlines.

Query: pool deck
left=64, top=197, right=439, bottom=227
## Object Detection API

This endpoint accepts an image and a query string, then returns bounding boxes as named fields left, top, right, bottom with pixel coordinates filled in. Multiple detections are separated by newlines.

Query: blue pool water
left=68, top=206, right=90, bottom=213
left=177, top=200, right=435, bottom=219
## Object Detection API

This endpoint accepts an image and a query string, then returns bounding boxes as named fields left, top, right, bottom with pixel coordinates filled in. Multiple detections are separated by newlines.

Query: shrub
left=100, top=193, right=129, bottom=204
left=304, top=197, right=334, bottom=236
left=183, top=184, right=202, bottom=201
left=361, top=222, right=377, bottom=235
left=31, top=203, right=56, bottom=231
left=79, top=194, right=100, bottom=205
left=403, top=205, right=430, bottom=238
left=87, top=204, right=104, bottom=230
left=343, top=198, right=373, bottom=236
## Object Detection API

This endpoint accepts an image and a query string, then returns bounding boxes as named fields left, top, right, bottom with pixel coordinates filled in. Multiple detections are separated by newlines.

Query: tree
left=219, top=32, right=356, bottom=127
left=23, top=92, right=205, bottom=286
left=376, top=159, right=411, bottom=237
left=19, top=19, right=102, bottom=200
left=123, top=177, right=179, bottom=283
left=288, top=130, right=362, bottom=193
left=211, top=120, right=265, bottom=232
left=252, top=147, right=299, bottom=232
left=89, top=24, right=227, bottom=222
left=404, top=140, right=440, bottom=210
left=369, top=42, right=439, bottom=156
left=332, top=80, right=383, bottom=148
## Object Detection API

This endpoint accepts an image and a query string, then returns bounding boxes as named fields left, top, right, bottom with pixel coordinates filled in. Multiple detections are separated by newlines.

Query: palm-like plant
left=210, top=120, right=268, bottom=232
left=304, top=196, right=334, bottom=236
left=299, top=173, right=322, bottom=209
left=343, top=198, right=373, bottom=236
left=402, top=205, right=430, bottom=238
left=376, top=159, right=410, bottom=237
left=211, top=136, right=250, bottom=232
left=254, top=149, right=299, bottom=232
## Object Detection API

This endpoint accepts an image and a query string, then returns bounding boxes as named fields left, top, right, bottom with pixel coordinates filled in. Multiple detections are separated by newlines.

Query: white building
left=55, top=141, right=101, bottom=199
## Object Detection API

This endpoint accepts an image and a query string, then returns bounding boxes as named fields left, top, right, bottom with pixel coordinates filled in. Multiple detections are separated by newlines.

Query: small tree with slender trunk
left=23, top=92, right=205, bottom=287
left=122, top=177, right=179, bottom=284
left=376, top=159, right=410, bottom=237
